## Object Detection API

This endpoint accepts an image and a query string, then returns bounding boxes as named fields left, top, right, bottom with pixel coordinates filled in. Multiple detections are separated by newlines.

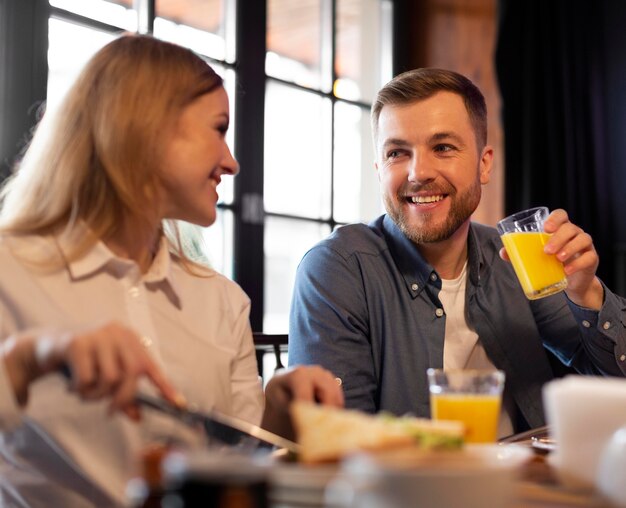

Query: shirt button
left=129, top=286, right=140, bottom=298
left=603, top=321, right=611, bottom=330
left=582, top=320, right=591, bottom=328
left=430, top=273, right=438, bottom=281
left=620, top=354, right=626, bottom=362
left=435, top=308, right=444, bottom=317
left=140, top=335, right=152, bottom=348
left=411, top=283, right=419, bottom=291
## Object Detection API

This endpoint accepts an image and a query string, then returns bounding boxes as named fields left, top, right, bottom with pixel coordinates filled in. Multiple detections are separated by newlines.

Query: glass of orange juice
left=427, top=369, right=505, bottom=444
left=497, top=206, right=567, bottom=300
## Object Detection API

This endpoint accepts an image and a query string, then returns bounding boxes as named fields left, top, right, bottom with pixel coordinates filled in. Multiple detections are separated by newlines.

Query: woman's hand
left=499, top=209, right=603, bottom=309
left=1, top=322, right=183, bottom=419
left=261, top=365, right=344, bottom=440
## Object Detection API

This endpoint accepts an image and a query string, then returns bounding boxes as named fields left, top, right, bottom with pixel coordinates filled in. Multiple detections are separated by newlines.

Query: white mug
left=596, top=426, right=626, bottom=507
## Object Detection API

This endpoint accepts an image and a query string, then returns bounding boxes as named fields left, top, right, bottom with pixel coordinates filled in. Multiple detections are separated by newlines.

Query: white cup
left=596, top=426, right=626, bottom=507
left=543, top=376, right=626, bottom=490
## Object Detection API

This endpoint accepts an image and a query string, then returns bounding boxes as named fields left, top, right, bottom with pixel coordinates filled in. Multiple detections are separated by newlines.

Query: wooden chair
left=252, top=332, right=288, bottom=381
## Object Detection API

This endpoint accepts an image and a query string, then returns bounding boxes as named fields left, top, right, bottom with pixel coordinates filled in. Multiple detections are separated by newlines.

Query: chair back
left=252, top=332, right=288, bottom=381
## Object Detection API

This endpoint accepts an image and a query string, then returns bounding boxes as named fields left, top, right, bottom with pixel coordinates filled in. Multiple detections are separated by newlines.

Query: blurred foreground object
left=543, top=375, right=626, bottom=490
left=161, top=450, right=269, bottom=508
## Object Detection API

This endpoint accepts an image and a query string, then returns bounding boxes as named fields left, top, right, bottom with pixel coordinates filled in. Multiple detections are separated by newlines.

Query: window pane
left=155, top=0, right=234, bottom=62
left=333, top=101, right=382, bottom=223
left=264, top=82, right=332, bottom=218
left=266, top=0, right=330, bottom=91
left=264, top=216, right=331, bottom=332
left=50, top=0, right=137, bottom=31
left=201, top=208, right=234, bottom=279
left=335, top=0, right=393, bottom=102
left=47, top=19, right=118, bottom=111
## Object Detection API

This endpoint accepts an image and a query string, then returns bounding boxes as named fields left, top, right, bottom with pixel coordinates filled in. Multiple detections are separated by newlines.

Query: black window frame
left=0, top=0, right=403, bottom=332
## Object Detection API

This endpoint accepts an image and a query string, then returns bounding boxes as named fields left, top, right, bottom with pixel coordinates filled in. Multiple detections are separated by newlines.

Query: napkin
left=543, top=375, right=626, bottom=490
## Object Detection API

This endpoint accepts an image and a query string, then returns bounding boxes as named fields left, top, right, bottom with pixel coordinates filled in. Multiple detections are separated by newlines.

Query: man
left=288, top=68, right=626, bottom=435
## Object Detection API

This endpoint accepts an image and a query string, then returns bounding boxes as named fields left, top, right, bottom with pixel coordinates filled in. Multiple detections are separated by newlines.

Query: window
left=48, top=0, right=237, bottom=279
left=263, top=0, right=392, bottom=331
left=47, top=0, right=393, bottom=332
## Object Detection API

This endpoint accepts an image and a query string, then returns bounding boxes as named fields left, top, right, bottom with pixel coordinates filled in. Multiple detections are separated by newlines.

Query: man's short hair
left=371, top=68, right=487, bottom=150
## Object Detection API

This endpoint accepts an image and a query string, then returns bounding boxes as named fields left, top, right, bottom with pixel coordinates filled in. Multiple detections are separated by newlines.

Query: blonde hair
left=0, top=34, right=223, bottom=270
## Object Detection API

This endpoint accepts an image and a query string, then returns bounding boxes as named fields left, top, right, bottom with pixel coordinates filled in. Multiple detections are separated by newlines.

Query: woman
left=0, top=35, right=342, bottom=507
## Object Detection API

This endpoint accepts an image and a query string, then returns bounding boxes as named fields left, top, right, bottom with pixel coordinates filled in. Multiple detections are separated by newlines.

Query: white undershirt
left=439, top=262, right=514, bottom=438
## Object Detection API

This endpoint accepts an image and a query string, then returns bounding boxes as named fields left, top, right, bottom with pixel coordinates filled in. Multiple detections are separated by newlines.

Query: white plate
left=368, top=443, right=531, bottom=467
left=268, top=444, right=532, bottom=507
left=268, top=463, right=339, bottom=506
left=343, top=444, right=532, bottom=508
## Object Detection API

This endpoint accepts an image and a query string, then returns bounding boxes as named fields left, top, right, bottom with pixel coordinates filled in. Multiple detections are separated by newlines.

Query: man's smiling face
left=375, top=91, right=493, bottom=245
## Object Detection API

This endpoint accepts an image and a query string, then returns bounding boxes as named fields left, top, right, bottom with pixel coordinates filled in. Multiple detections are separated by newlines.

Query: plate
left=531, top=436, right=557, bottom=453
left=268, top=444, right=532, bottom=507
left=268, top=463, right=339, bottom=506
left=500, top=425, right=557, bottom=455
left=365, top=443, right=532, bottom=472
left=499, top=425, right=551, bottom=445
left=341, top=444, right=533, bottom=508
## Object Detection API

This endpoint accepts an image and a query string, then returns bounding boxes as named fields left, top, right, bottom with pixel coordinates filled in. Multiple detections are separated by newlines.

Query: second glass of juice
left=427, top=368, right=505, bottom=444
left=497, top=206, right=567, bottom=300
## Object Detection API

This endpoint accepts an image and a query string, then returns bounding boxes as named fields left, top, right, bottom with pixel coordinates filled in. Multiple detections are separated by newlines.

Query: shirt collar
left=58, top=226, right=180, bottom=295
left=466, top=224, right=485, bottom=287
left=378, top=214, right=484, bottom=298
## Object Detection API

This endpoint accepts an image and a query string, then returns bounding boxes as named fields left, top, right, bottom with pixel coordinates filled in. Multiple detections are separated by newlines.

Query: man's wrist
left=566, top=277, right=604, bottom=310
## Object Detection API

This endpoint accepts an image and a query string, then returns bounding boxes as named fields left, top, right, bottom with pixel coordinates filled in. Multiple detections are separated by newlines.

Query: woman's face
left=158, top=87, right=239, bottom=227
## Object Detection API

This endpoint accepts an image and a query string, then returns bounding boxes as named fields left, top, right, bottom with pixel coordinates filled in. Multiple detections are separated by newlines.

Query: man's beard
left=384, top=176, right=482, bottom=245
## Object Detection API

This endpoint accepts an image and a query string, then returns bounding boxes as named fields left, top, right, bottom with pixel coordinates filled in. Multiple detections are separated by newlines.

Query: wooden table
left=513, top=456, right=609, bottom=507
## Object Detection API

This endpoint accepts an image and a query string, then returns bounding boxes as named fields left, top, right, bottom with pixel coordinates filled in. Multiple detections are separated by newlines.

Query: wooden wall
left=406, top=0, right=503, bottom=226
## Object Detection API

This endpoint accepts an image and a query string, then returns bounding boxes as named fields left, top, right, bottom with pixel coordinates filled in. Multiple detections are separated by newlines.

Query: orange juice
left=500, top=231, right=567, bottom=299
left=431, top=393, right=501, bottom=443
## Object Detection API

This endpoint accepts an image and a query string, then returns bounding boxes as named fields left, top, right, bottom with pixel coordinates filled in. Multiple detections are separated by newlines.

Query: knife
left=135, top=392, right=300, bottom=454
left=60, top=365, right=299, bottom=453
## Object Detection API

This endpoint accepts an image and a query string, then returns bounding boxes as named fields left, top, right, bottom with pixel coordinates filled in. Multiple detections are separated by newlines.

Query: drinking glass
left=497, top=206, right=567, bottom=300
left=427, top=369, right=505, bottom=444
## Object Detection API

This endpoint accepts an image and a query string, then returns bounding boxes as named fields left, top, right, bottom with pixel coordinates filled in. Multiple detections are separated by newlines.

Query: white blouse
left=0, top=231, right=264, bottom=507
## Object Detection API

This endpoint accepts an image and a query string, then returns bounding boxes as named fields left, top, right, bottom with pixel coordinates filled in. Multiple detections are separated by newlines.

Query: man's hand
left=500, top=208, right=603, bottom=309
left=261, top=365, right=344, bottom=440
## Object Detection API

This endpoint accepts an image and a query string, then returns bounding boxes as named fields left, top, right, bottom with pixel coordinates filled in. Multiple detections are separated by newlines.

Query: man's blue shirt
left=289, top=215, right=626, bottom=431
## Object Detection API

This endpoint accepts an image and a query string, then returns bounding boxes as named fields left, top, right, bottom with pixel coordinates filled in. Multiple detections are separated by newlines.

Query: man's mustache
left=398, top=182, right=456, bottom=196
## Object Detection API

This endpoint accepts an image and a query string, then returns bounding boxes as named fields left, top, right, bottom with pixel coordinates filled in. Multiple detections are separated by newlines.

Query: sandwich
left=290, top=402, right=465, bottom=463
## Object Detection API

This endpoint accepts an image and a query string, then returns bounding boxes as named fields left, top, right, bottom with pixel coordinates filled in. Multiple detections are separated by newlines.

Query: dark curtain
left=495, top=0, right=615, bottom=287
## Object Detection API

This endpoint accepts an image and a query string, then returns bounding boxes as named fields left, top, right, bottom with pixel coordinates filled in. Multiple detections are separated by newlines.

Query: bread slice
left=290, top=402, right=464, bottom=464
